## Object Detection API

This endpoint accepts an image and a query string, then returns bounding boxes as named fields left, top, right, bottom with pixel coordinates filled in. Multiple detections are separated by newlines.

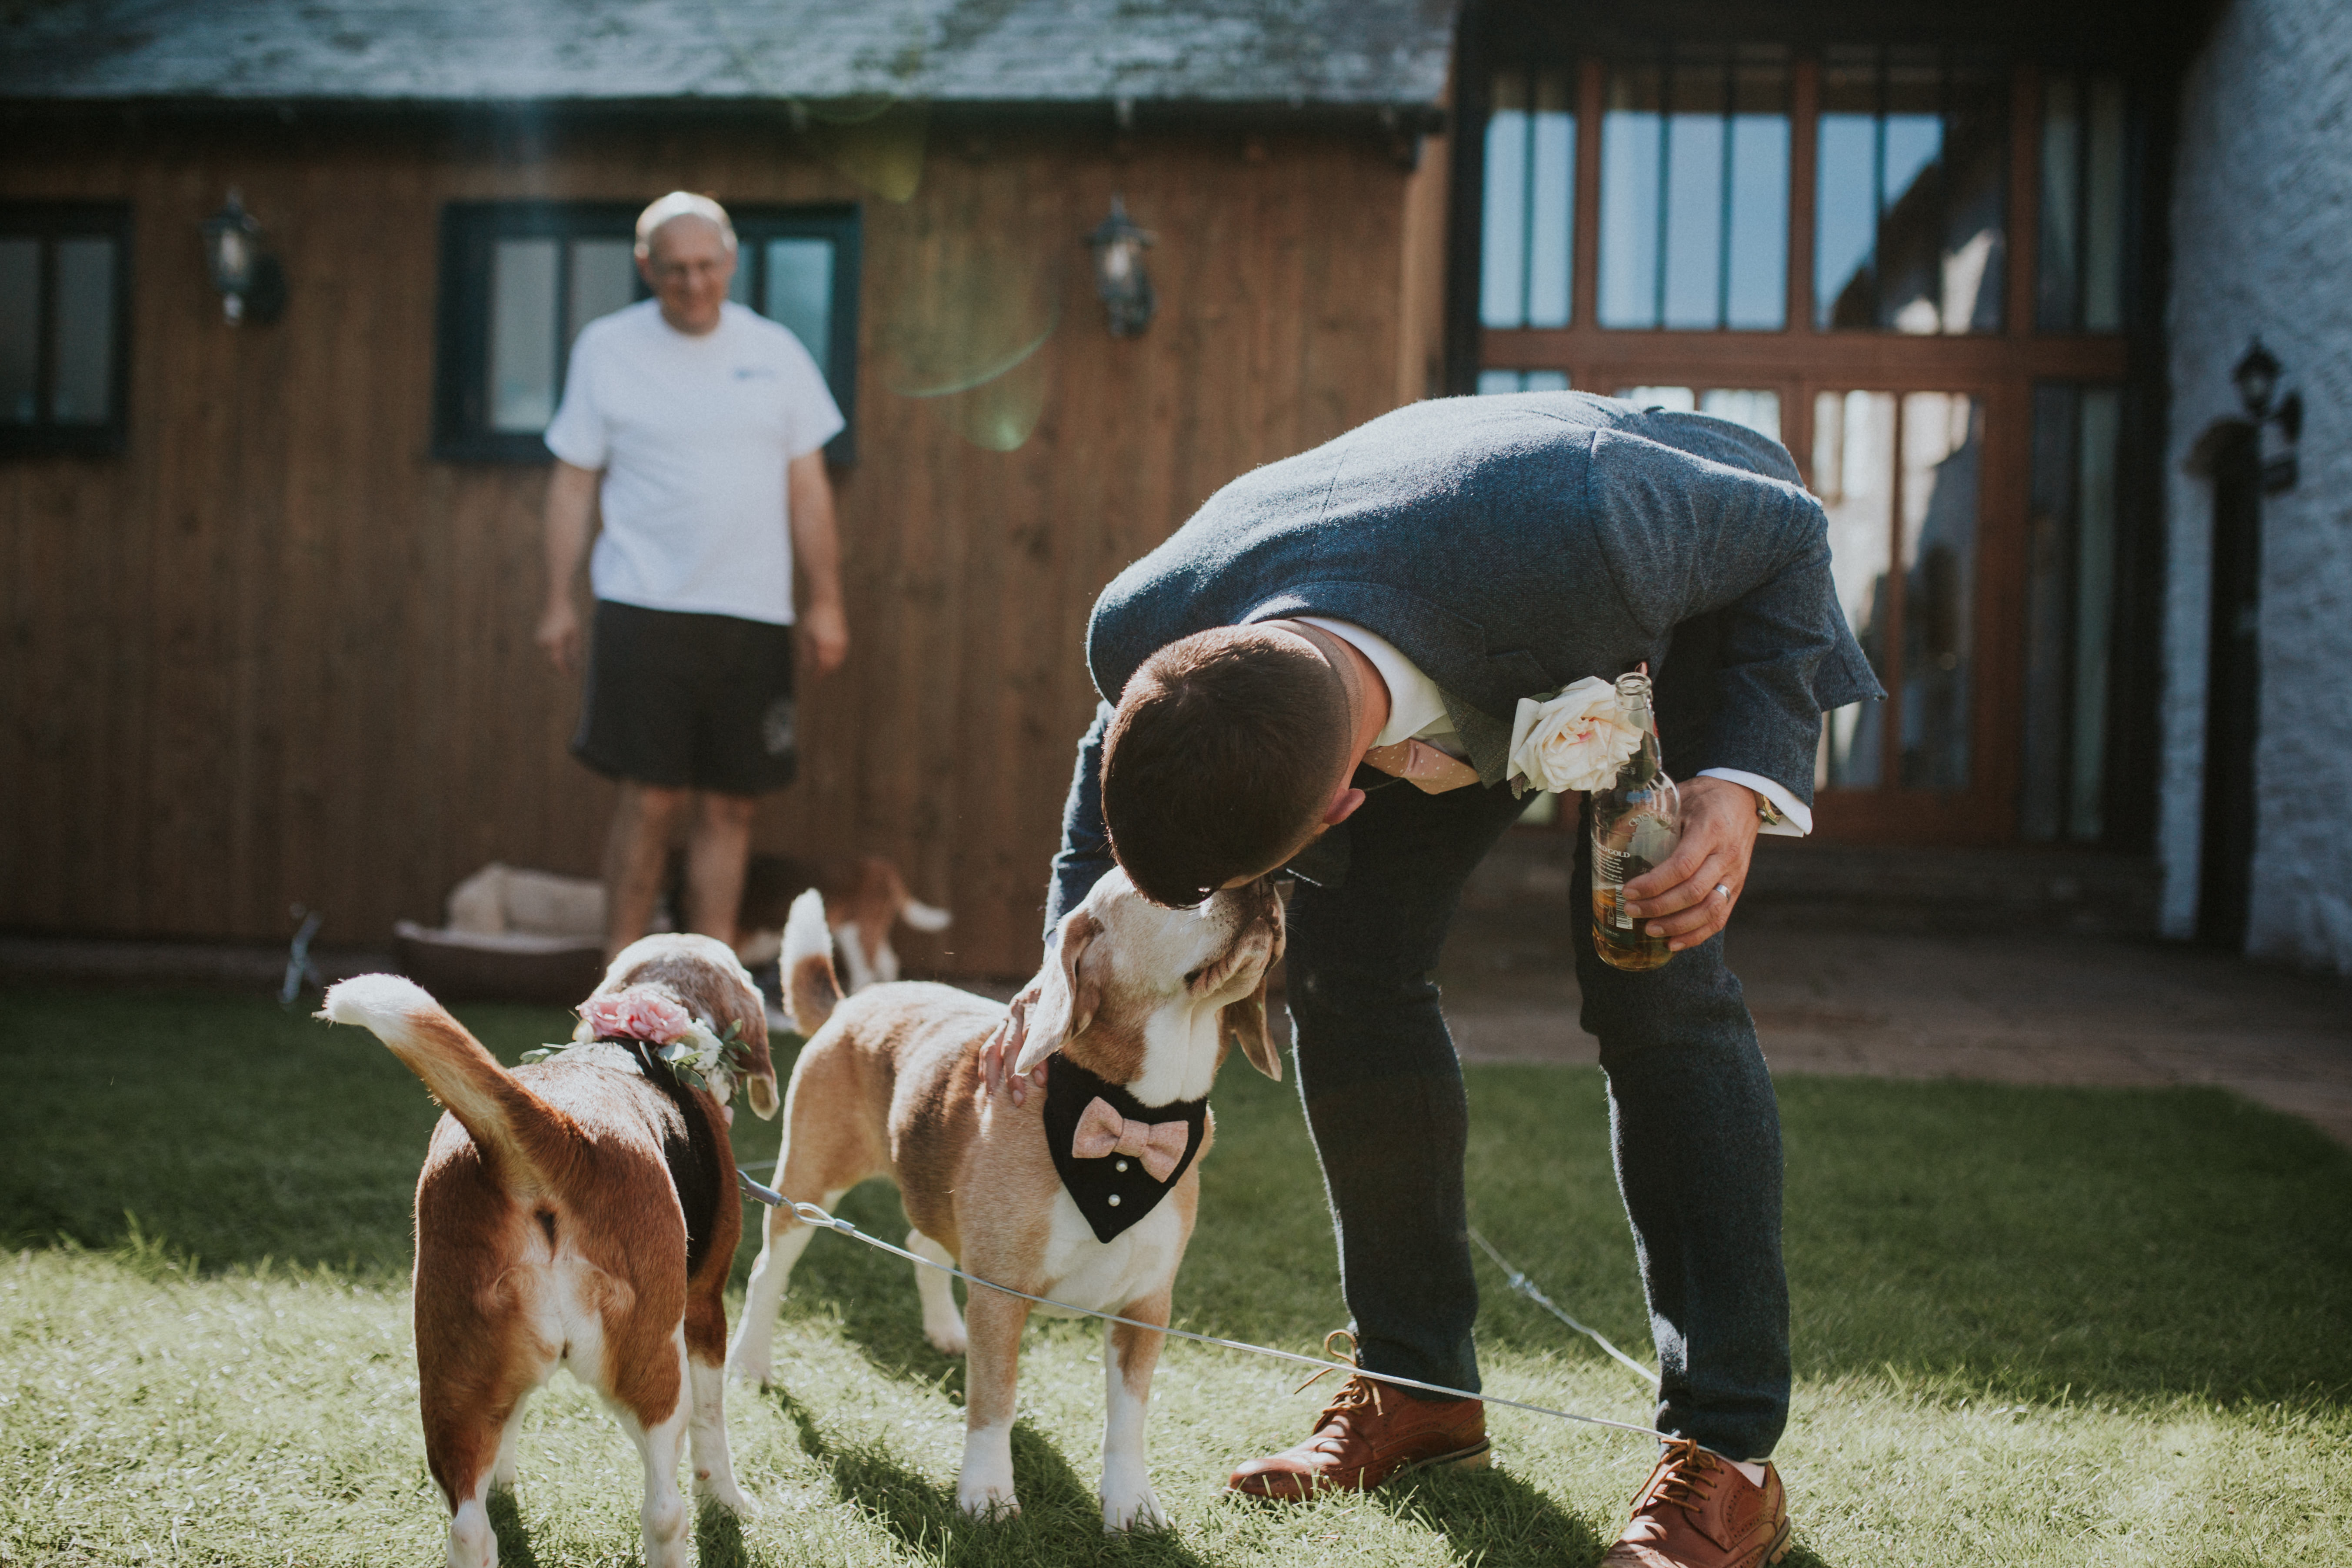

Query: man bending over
left=989, top=391, right=1877, bottom=1568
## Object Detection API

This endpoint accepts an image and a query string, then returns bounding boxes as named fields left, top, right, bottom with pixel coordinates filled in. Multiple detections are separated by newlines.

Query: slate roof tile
left=2, top=0, right=1458, bottom=106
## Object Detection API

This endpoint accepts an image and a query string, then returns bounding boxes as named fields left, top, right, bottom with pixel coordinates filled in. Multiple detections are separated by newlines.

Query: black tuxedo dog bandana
left=1042, top=1054, right=1208, bottom=1243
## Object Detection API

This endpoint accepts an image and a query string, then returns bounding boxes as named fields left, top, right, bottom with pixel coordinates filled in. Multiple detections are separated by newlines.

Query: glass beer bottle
left=1590, top=671, right=1681, bottom=973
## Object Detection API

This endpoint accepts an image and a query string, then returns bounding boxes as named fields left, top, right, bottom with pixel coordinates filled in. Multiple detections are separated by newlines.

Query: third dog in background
left=728, top=852, right=951, bottom=993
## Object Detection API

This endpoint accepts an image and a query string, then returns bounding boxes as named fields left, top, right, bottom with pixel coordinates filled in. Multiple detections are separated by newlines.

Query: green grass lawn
left=3, top=983, right=2347, bottom=1567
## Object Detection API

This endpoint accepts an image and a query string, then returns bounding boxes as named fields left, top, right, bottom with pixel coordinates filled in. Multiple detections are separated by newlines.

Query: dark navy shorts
left=572, top=600, right=798, bottom=796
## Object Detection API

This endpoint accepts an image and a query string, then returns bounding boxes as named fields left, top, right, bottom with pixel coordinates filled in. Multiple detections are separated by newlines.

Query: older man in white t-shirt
left=535, top=192, right=846, bottom=962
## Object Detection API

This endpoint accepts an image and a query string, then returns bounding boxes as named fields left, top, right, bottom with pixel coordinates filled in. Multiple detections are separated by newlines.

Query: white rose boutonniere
left=1507, top=676, right=1642, bottom=797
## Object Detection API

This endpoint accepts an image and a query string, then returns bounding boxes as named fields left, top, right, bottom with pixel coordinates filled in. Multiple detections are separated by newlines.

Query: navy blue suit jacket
left=1046, top=392, right=1881, bottom=932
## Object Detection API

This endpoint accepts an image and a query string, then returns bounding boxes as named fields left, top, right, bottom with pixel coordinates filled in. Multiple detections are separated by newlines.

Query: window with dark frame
left=0, top=203, right=131, bottom=458
left=432, top=201, right=862, bottom=464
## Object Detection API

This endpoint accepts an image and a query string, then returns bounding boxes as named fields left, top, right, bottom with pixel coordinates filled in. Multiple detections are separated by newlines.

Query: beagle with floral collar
left=322, top=934, right=780, bottom=1568
left=726, top=869, right=1284, bottom=1529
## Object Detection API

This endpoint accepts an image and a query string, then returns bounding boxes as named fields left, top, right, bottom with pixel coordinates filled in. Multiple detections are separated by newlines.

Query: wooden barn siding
left=0, top=114, right=1445, bottom=977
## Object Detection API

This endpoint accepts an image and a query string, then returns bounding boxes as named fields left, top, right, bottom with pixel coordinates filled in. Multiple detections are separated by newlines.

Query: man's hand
left=539, top=460, right=598, bottom=676
left=979, top=984, right=1048, bottom=1106
left=535, top=597, right=583, bottom=676
left=801, top=599, right=849, bottom=675
left=1622, top=776, right=1763, bottom=952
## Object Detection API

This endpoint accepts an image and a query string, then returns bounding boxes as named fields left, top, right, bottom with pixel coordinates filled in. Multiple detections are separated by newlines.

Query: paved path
left=1426, top=910, right=2352, bottom=1146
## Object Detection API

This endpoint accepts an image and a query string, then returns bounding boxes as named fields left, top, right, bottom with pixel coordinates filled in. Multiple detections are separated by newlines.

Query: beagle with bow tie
left=726, top=868, right=1284, bottom=1530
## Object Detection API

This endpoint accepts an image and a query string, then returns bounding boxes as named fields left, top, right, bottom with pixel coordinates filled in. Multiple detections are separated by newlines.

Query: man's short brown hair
left=1102, top=626, right=1353, bottom=906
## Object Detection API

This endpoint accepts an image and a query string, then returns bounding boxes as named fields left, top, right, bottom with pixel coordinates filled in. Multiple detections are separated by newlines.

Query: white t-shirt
left=544, top=300, right=844, bottom=626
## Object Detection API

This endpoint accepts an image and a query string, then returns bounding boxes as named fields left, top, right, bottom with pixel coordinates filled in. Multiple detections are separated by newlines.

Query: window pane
left=1700, top=387, right=1781, bottom=443
left=0, top=239, right=37, bottom=424
left=1875, top=57, right=1947, bottom=332
left=2082, top=77, right=2126, bottom=332
left=2022, top=383, right=2121, bottom=839
left=1812, top=390, right=1897, bottom=788
left=489, top=238, right=559, bottom=433
left=1615, top=384, right=1695, bottom=410
left=2071, top=388, right=2121, bottom=836
left=1726, top=80, right=1790, bottom=328
left=1818, top=50, right=2005, bottom=333
left=2038, top=74, right=2126, bottom=333
left=1662, top=68, right=1727, bottom=328
left=1477, top=369, right=1570, bottom=394
left=1899, top=392, right=1980, bottom=789
left=1816, top=50, right=1879, bottom=328
left=1600, top=64, right=1663, bottom=327
left=2036, top=75, right=2082, bottom=330
left=1936, top=72, right=2007, bottom=333
left=50, top=238, right=114, bottom=424
left=1482, top=71, right=1531, bottom=327
left=1526, top=74, right=1574, bottom=327
left=763, top=238, right=835, bottom=372
left=1481, top=70, right=1575, bottom=330
left=567, top=238, right=636, bottom=349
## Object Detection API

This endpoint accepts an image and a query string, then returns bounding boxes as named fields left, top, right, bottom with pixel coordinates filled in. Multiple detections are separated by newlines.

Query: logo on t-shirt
left=732, top=365, right=780, bottom=381
left=761, top=696, right=797, bottom=757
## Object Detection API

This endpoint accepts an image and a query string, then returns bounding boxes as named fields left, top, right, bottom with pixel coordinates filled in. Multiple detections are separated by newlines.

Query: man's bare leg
left=604, top=782, right=691, bottom=962
left=683, top=791, right=758, bottom=949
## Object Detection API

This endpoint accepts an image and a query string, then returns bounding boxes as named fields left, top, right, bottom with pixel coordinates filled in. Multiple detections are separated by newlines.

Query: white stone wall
left=2164, top=0, right=2352, bottom=972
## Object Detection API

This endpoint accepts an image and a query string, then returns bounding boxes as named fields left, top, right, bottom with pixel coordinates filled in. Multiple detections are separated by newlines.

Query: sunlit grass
left=3, top=985, right=2347, bottom=1566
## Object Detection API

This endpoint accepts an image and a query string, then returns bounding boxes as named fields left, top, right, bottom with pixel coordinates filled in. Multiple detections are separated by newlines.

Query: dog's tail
left=780, top=889, right=843, bottom=1036
left=899, top=897, right=952, bottom=933
left=321, top=974, right=572, bottom=1189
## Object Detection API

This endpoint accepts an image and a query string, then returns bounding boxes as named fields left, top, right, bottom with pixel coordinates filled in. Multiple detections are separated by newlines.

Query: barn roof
left=1, top=0, right=1459, bottom=110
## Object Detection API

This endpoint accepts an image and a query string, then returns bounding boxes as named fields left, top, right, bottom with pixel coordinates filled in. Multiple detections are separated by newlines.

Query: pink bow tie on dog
left=1071, top=1098, right=1189, bottom=1180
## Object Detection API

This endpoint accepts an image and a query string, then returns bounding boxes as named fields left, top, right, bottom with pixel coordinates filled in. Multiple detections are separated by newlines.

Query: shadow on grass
left=695, top=1501, right=750, bottom=1568
left=485, top=1486, right=543, bottom=1568
left=770, top=1388, right=1213, bottom=1567
left=1371, top=1461, right=1614, bottom=1568
left=13, top=988, right=2352, bottom=1418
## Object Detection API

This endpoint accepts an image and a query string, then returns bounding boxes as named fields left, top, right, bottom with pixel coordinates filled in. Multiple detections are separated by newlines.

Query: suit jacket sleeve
left=1590, top=415, right=1881, bottom=805
left=1692, top=513, right=1869, bottom=801
left=1045, top=702, right=1117, bottom=940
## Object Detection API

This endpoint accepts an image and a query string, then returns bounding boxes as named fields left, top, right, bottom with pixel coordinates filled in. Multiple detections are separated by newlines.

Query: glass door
left=1467, top=40, right=2142, bottom=845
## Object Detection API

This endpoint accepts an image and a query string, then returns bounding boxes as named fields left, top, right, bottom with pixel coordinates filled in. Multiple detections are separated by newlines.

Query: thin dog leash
left=1468, top=1227, right=1659, bottom=1389
left=735, top=1166, right=1666, bottom=1441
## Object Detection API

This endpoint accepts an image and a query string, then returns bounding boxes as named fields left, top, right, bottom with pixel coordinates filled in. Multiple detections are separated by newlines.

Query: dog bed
left=394, top=862, right=608, bottom=1005
left=393, top=923, right=605, bottom=1006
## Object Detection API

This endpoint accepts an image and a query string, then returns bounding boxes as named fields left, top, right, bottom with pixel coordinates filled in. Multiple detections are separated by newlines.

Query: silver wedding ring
left=1713, top=883, right=1732, bottom=901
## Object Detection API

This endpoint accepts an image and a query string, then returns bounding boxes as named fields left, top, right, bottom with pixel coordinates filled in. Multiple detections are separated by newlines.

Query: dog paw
left=1102, top=1486, right=1169, bottom=1533
left=956, top=1485, right=1020, bottom=1520
left=924, top=1323, right=968, bottom=1356
left=723, top=1350, right=771, bottom=1387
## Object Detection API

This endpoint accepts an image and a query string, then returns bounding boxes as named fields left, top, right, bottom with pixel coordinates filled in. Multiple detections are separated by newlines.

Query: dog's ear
left=1015, top=909, right=1102, bottom=1075
left=1220, top=962, right=1282, bottom=1082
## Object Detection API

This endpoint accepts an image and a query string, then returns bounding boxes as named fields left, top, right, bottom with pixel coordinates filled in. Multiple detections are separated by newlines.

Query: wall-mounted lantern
left=1086, top=195, right=1155, bottom=339
left=202, top=190, right=287, bottom=325
left=2231, top=337, right=2301, bottom=492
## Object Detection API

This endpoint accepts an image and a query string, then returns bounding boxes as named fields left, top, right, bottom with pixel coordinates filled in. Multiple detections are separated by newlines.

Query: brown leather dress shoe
left=1600, top=1439, right=1792, bottom=1568
left=1227, top=1333, right=1490, bottom=1500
